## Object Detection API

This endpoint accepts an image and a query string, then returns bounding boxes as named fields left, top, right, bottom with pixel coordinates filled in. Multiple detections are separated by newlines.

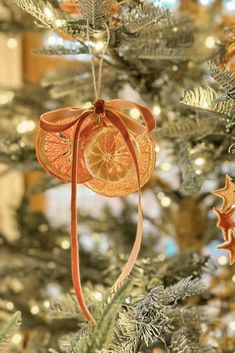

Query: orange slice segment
left=84, top=127, right=136, bottom=183
left=36, top=119, right=102, bottom=183
left=85, top=132, right=156, bottom=197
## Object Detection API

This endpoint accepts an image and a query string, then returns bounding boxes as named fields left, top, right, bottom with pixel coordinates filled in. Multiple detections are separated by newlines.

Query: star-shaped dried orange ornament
left=213, top=207, right=235, bottom=241
left=217, top=229, right=235, bottom=265
left=212, top=175, right=235, bottom=212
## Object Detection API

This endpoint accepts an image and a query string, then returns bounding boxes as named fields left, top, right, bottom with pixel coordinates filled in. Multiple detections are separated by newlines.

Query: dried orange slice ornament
left=36, top=99, right=157, bottom=325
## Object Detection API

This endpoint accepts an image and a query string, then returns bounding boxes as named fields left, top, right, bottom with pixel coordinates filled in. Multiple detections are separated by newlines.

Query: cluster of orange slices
left=37, top=116, right=156, bottom=197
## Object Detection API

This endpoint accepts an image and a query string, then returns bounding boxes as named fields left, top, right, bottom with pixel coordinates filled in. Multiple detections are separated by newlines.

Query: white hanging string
left=86, top=20, right=110, bottom=99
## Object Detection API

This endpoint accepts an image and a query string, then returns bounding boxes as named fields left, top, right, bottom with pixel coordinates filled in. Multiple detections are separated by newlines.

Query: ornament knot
left=94, top=99, right=105, bottom=115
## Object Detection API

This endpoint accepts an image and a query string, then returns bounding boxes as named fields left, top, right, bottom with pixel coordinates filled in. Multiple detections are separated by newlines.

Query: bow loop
left=40, top=108, right=93, bottom=133
left=106, top=99, right=156, bottom=132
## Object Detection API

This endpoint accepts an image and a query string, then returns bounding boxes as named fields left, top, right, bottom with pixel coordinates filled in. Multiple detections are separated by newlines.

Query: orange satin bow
left=37, top=99, right=156, bottom=324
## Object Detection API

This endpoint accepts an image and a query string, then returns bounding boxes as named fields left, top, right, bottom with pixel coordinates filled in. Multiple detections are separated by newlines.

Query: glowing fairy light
left=160, top=162, right=172, bottom=172
left=205, top=36, right=215, bottom=49
left=44, top=301, right=50, bottom=309
left=0, top=91, right=14, bottom=105
left=7, top=38, right=18, bottom=49
left=199, top=0, right=214, bottom=5
left=94, top=40, right=105, bottom=52
left=158, top=253, right=166, bottom=261
left=12, top=334, right=23, bottom=344
left=130, top=108, right=140, bottom=119
left=155, top=145, right=160, bottom=153
left=17, top=120, right=36, bottom=134
left=6, top=302, right=14, bottom=310
left=157, top=192, right=165, bottom=200
left=194, top=157, right=205, bottom=166
left=94, top=291, right=102, bottom=300
left=153, top=105, right=161, bottom=116
left=30, top=305, right=40, bottom=315
left=195, top=169, right=202, bottom=175
left=229, top=321, right=235, bottom=331
left=61, top=239, right=70, bottom=250
left=161, top=196, right=172, bottom=207
left=218, top=255, right=228, bottom=266
left=44, top=7, right=53, bottom=18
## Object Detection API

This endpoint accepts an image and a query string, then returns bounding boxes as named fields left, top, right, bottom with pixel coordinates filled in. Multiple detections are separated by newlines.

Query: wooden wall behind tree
left=22, top=32, right=72, bottom=212
left=22, top=32, right=87, bottom=213
left=22, top=32, right=70, bottom=82
left=0, top=34, right=24, bottom=240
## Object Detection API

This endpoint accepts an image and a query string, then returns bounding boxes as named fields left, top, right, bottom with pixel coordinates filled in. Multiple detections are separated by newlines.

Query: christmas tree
left=0, top=0, right=234, bottom=352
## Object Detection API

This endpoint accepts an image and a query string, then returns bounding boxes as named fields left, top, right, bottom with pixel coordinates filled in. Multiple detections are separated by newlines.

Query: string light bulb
left=218, top=255, right=228, bottom=266
left=160, top=162, right=172, bottom=172
left=44, top=7, right=53, bottom=18
left=161, top=196, right=172, bottom=207
left=153, top=105, right=161, bottom=116
left=17, top=120, right=36, bottom=134
left=229, top=321, right=235, bottom=331
left=94, top=40, right=105, bottom=52
left=194, top=157, right=205, bottom=166
left=7, top=38, right=18, bottom=49
left=12, top=334, right=23, bottom=345
left=130, top=108, right=140, bottom=119
left=205, top=36, right=215, bottom=49
left=30, top=305, right=40, bottom=315
left=61, top=239, right=70, bottom=250
left=6, top=302, right=14, bottom=310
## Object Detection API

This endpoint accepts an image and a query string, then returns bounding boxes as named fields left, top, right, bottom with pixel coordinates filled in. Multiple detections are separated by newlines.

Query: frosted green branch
left=0, top=312, right=22, bottom=348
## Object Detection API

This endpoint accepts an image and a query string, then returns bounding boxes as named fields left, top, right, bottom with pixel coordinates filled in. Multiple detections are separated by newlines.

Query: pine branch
left=14, top=0, right=62, bottom=28
left=180, top=86, right=235, bottom=117
left=49, top=293, right=85, bottom=320
left=137, top=46, right=191, bottom=61
left=14, top=0, right=88, bottom=38
left=166, top=277, right=205, bottom=303
left=110, top=277, right=207, bottom=353
left=0, top=312, right=22, bottom=348
left=122, top=3, right=194, bottom=52
left=75, top=0, right=118, bottom=28
left=33, top=45, right=86, bottom=56
left=208, top=61, right=235, bottom=99
left=155, top=116, right=218, bottom=140
left=170, top=328, right=215, bottom=353
left=61, top=19, right=87, bottom=39
left=71, top=280, right=132, bottom=353
left=123, top=4, right=169, bottom=34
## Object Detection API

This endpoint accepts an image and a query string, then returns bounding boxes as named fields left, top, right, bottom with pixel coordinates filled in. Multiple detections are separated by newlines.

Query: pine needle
left=208, top=61, right=235, bottom=99
left=0, top=312, right=22, bottom=348
left=75, top=0, right=118, bottom=28
left=72, top=280, right=132, bottom=353
left=181, top=86, right=235, bottom=116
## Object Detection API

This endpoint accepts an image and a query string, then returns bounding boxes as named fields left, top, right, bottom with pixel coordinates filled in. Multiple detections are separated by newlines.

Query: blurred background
left=0, top=0, right=234, bottom=352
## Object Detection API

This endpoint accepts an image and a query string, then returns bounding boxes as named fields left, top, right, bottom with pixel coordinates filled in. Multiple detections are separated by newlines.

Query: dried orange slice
left=36, top=119, right=102, bottom=183
left=85, top=131, right=156, bottom=197
left=84, top=127, right=136, bottom=183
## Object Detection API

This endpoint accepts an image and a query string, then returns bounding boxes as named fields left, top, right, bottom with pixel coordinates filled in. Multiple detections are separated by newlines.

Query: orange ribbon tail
left=106, top=109, right=143, bottom=290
